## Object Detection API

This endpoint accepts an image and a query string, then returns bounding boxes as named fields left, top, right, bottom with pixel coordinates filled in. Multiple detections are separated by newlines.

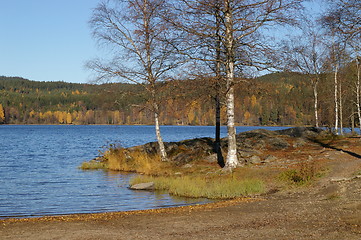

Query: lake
left=0, top=125, right=287, bottom=218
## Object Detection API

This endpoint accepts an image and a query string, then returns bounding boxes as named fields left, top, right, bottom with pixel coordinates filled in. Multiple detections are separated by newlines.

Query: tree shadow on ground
left=310, top=138, right=361, bottom=159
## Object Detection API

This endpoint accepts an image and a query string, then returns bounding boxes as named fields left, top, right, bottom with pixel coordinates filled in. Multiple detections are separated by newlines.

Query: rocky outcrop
left=275, top=127, right=324, bottom=138
left=127, top=127, right=325, bottom=167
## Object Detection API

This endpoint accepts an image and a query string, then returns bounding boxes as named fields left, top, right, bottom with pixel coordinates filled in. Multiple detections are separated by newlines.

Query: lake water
left=0, top=125, right=287, bottom=218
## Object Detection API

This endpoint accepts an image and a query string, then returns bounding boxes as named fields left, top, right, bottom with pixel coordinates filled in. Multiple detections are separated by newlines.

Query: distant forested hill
left=0, top=72, right=343, bottom=126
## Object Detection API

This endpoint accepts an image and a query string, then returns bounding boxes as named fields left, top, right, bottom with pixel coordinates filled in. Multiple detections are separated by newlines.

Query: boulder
left=267, top=137, right=290, bottom=150
left=276, top=127, right=323, bottom=138
left=204, top=154, right=218, bottom=163
left=129, top=182, right=155, bottom=191
left=293, top=138, right=307, bottom=148
left=249, top=155, right=262, bottom=164
left=182, top=163, right=193, bottom=168
left=264, top=155, right=277, bottom=163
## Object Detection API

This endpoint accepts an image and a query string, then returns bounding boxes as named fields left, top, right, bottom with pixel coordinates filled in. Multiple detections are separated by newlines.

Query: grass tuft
left=79, top=160, right=107, bottom=170
left=104, top=147, right=171, bottom=175
left=80, top=144, right=172, bottom=175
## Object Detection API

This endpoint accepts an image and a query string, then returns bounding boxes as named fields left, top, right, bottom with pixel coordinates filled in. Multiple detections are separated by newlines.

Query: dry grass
left=79, top=145, right=171, bottom=175
left=104, top=148, right=173, bottom=175
left=79, top=160, right=107, bottom=170
left=130, top=175, right=265, bottom=199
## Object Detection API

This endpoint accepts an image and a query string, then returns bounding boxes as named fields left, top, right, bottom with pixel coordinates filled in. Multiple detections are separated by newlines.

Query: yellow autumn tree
left=244, top=111, right=251, bottom=125
left=85, top=110, right=95, bottom=124
left=113, top=110, right=121, bottom=124
left=66, top=112, right=72, bottom=124
left=187, top=108, right=196, bottom=125
left=54, top=111, right=66, bottom=124
left=0, top=104, right=5, bottom=123
left=251, top=95, right=257, bottom=108
left=42, top=111, right=54, bottom=123
left=29, top=110, right=36, bottom=118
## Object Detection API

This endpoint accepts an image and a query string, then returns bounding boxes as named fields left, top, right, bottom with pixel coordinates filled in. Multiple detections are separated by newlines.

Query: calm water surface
left=0, top=125, right=287, bottom=218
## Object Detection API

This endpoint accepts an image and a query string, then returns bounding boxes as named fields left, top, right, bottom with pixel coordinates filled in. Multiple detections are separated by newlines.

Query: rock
left=276, top=127, right=323, bottom=138
left=182, top=163, right=193, bottom=168
left=293, top=138, right=307, bottom=148
left=172, top=151, right=197, bottom=166
left=141, top=142, right=159, bottom=154
left=268, top=137, right=290, bottom=150
left=238, top=151, right=253, bottom=158
left=129, top=182, right=155, bottom=190
left=204, top=154, right=218, bottom=163
left=264, top=155, right=277, bottom=163
left=238, top=149, right=262, bottom=157
left=249, top=155, right=262, bottom=164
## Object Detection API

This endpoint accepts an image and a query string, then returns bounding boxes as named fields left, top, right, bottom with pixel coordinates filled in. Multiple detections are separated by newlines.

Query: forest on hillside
left=0, top=68, right=358, bottom=128
left=1, top=0, right=360, bottom=139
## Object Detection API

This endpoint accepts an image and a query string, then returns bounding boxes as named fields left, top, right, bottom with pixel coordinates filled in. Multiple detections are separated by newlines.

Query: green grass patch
left=130, top=175, right=265, bottom=199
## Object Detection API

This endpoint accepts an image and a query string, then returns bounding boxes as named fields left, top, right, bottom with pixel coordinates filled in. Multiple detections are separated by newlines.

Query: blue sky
left=0, top=0, right=324, bottom=84
left=0, top=0, right=100, bottom=83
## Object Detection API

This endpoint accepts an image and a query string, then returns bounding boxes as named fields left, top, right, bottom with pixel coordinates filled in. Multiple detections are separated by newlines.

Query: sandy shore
left=1, top=187, right=360, bottom=240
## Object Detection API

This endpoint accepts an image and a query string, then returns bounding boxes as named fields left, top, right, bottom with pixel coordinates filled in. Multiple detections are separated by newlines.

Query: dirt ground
left=1, top=136, right=361, bottom=240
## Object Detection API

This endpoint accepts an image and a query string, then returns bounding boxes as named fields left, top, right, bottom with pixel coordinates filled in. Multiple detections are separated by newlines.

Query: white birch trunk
left=313, top=80, right=319, bottom=128
left=334, top=65, right=339, bottom=135
left=224, top=0, right=239, bottom=170
left=143, top=1, right=167, bottom=162
left=339, top=78, right=343, bottom=135
left=154, top=105, right=168, bottom=161
left=225, top=85, right=239, bottom=169
left=356, top=58, right=361, bottom=135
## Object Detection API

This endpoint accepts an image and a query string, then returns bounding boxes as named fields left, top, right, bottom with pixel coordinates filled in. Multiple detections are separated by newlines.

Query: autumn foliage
left=0, top=70, right=358, bottom=127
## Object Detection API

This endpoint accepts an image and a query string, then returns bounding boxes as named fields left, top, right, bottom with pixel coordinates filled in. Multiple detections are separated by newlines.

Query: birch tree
left=88, top=0, right=181, bottom=161
left=323, top=34, right=352, bottom=134
left=281, top=24, right=328, bottom=128
left=173, top=0, right=304, bottom=170
left=323, top=0, right=361, bottom=133
left=221, top=0, right=304, bottom=170
left=166, top=0, right=227, bottom=167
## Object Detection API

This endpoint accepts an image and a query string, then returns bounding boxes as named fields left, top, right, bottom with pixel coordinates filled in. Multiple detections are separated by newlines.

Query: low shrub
left=278, top=160, right=325, bottom=186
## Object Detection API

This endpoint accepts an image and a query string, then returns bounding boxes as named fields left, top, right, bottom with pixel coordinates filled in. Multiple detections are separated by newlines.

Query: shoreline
left=1, top=133, right=360, bottom=239
left=0, top=197, right=260, bottom=224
